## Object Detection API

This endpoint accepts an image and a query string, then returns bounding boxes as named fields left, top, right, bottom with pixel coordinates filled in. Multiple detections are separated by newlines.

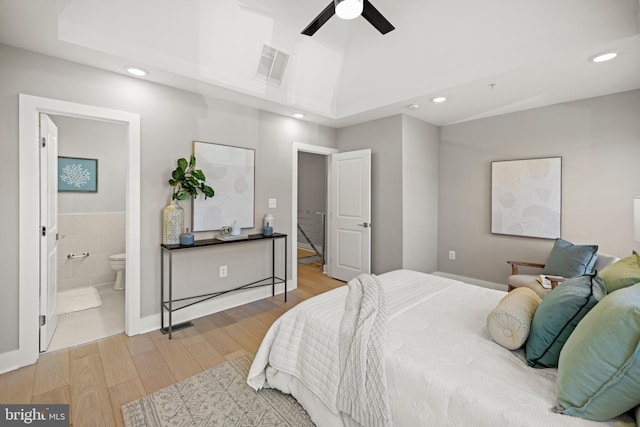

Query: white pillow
left=487, top=287, right=542, bottom=350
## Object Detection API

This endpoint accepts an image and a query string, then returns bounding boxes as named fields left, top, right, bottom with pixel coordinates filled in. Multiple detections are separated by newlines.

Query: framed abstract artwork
left=491, top=157, right=561, bottom=239
left=58, top=156, right=98, bottom=192
left=192, top=141, right=255, bottom=232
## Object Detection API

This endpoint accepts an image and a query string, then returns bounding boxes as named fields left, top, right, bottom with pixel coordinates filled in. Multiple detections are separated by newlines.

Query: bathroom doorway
left=46, top=114, right=127, bottom=352
left=18, top=94, right=141, bottom=370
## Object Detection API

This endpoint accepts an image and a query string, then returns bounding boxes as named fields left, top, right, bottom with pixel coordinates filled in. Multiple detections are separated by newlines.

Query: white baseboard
left=433, top=271, right=507, bottom=292
left=137, top=280, right=294, bottom=335
left=0, top=348, right=37, bottom=376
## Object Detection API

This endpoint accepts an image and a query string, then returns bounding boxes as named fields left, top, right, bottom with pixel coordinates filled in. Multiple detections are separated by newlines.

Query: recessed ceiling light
left=293, top=113, right=305, bottom=119
left=432, top=97, right=447, bottom=103
left=126, top=67, right=148, bottom=76
left=406, top=104, right=420, bottom=110
left=589, top=52, right=618, bottom=63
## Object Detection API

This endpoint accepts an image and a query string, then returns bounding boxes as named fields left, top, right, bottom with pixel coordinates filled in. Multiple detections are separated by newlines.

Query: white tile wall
left=57, top=212, right=125, bottom=291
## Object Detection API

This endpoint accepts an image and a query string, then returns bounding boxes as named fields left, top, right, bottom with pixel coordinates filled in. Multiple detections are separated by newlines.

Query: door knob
left=356, top=222, right=371, bottom=228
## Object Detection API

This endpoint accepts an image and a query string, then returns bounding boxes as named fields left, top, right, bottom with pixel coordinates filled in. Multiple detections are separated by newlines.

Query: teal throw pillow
left=542, top=238, right=598, bottom=278
left=556, top=283, right=640, bottom=421
left=525, top=273, right=606, bottom=368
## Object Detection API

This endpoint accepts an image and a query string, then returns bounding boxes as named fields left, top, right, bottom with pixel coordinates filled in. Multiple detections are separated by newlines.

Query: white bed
left=247, top=270, right=636, bottom=427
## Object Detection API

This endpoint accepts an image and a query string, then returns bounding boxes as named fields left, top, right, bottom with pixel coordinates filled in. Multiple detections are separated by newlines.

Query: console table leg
left=168, top=251, right=173, bottom=339
left=284, top=235, right=287, bottom=302
left=272, top=240, right=275, bottom=297
left=160, top=248, right=165, bottom=333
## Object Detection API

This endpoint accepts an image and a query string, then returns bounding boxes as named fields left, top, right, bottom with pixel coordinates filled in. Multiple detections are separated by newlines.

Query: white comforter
left=247, top=270, right=635, bottom=427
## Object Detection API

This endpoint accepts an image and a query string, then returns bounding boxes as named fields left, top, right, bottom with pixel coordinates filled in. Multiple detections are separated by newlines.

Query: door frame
left=17, top=94, right=141, bottom=368
left=291, top=142, right=338, bottom=287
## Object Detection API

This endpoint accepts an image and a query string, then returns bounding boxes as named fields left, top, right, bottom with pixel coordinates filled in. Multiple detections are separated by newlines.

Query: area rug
left=122, top=354, right=314, bottom=427
left=57, top=286, right=103, bottom=315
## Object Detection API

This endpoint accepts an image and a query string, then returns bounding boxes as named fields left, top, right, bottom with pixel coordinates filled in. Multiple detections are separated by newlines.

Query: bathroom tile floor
left=47, top=283, right=125, bottom=352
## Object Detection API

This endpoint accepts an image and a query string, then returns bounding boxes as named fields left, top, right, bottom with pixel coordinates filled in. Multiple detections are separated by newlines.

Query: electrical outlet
left=269, top=198, right=277, bottom=208
left=448, top=250, right=456, bottom=260
left=219, top=265, right=228, bottom=278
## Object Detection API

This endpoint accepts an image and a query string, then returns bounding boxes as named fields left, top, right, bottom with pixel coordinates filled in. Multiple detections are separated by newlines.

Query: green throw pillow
left=556, top=283, right=640, bottom=421
left=542, top=238, right=598, bottom=278
left=525, top=273, right=606, bottom=368
left=599, top=251, right=640, bottom=293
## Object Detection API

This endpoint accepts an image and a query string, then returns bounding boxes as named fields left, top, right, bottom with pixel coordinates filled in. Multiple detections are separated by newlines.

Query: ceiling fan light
left=335, top=0, right=363, bottom=20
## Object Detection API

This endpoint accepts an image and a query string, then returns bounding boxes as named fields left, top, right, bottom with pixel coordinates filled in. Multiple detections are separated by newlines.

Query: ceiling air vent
left=255, top=44, right=289, bottom=86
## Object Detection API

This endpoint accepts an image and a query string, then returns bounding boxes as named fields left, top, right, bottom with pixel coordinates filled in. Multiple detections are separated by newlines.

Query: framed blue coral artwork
left=58, top=157, right=98, bottom=192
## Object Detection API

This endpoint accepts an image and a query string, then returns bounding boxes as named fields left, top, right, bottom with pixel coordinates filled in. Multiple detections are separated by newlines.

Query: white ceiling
left=1, top=0, right=639, bottom=127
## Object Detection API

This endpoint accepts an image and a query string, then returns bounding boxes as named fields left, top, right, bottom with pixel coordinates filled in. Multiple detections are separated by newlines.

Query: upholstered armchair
left=507, top=239, right=620, bottom=298
left=507, top=249, right=619, bottom=299
left=507, top=260, right=564, bottom=295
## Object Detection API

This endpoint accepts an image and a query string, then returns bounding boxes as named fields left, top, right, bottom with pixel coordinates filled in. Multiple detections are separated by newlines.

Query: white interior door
left=39, top=114, right=59, bottom=352
left=328, top=149, right=371, bottom=282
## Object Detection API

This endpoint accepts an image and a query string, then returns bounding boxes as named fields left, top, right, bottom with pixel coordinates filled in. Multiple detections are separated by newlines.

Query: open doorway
left=291, top=142, right=373, bottom=287
left=297, top=151, right=327, bottom=272
left=45, top=114, right=127, bottom=352
left=17, top=94, right=141, bottom=370
left=291, top=143, right=337, bottom=290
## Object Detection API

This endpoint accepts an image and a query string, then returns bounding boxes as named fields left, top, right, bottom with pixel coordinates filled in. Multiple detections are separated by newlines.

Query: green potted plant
left=162, top=154, right=215, bottom=245
left=168, top=154, right=215, bottom=200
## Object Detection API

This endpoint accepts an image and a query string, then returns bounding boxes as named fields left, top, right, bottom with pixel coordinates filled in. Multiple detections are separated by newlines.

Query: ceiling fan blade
left=361, top=0, right=395, bottom=34
left=302, top=1, right=336, bottom=36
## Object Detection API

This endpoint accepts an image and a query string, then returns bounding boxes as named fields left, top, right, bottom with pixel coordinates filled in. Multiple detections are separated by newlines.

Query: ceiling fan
left=302, top=0, right=395, bottom=36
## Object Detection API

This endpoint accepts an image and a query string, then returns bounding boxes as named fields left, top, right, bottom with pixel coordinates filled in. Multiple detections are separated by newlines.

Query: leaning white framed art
left=491, top=157, right=561, bottom=239
left=192, top=141, right=255, bottom=232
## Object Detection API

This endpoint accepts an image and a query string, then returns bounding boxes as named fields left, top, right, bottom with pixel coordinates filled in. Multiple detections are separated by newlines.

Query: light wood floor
left=0, top=260, right=344, bottom=427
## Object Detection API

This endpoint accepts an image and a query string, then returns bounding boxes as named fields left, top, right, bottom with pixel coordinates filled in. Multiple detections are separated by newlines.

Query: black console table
left=160, top=233, right=287, bottom=339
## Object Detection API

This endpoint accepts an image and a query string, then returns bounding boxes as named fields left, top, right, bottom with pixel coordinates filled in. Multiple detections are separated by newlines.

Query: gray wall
left=52, top=115, right=126, bottom=213
left=438, top=90, right=640, bottom=284
left=337, top=115, right=404, bottom=274
left=335, top=114, right=440, bottom=275
left=0, top=44, right=336, bottom=354
left=402, top=116, right=439, bottom=273
left=298, top=152, right=327, bottom=214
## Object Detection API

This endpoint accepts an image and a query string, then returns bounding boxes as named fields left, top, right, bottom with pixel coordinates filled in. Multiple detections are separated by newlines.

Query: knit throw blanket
left=337, top=273, right=392, bottom=427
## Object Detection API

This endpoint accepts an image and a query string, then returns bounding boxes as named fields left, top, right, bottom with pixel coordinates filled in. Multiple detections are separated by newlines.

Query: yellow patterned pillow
left=487, top=287, right=542, bottom=350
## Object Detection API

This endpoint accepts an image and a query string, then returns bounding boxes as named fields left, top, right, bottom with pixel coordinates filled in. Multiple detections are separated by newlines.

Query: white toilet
left=109, top=253, right=126, bottom=291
